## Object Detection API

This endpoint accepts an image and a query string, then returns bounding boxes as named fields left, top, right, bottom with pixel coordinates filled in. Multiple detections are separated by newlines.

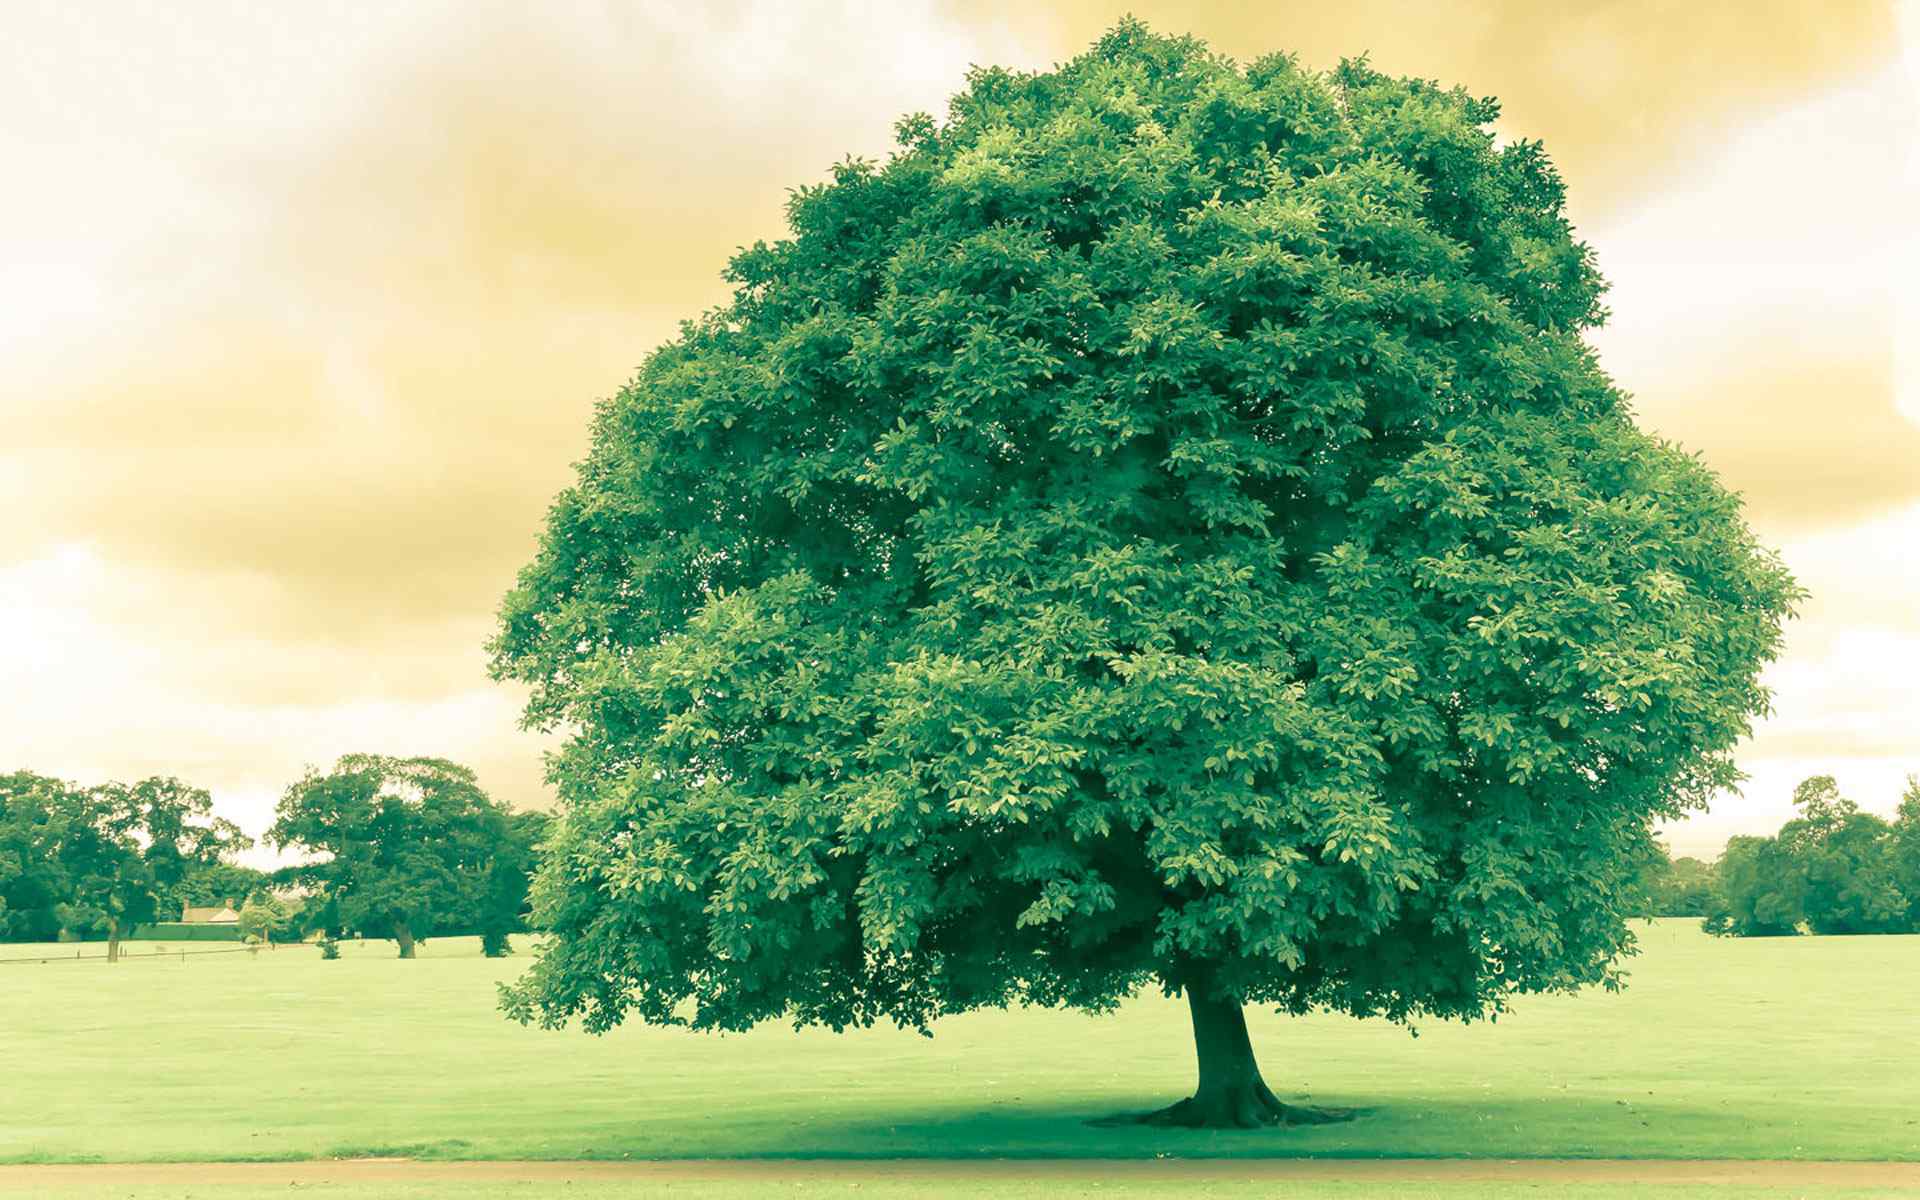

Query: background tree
left=237, top=891, right=296, bottom=946
left=1703, top=835, right=1804, bottom=937
left=479, top=810, right=549, bottom=957
left=1777, top=777, right=1907, bottom=935
left=492, top=22, right=1799, bottom=1127
left=164, top=861, right=272, bottom=920
left=1655, top=856, right=1719, bottom=918
left=1626, top=842, right=1717, bottom=919
left=269, top=755, right=512, bottom=958
left=1894, top=778, right=1920, bottom=930
left=1708, top=776, right=1913, bottom=937
left=54, top=777, right=247, bottom=961
left=0, top=771, right=78, bottom=943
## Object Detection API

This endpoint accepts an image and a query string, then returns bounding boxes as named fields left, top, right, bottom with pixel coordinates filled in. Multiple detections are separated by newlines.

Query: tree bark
left=106, top=918, right=121, bottom=964
left=393, top=920, right=416, bottom=959
left=1123, top=970, right=1356, bottom=1130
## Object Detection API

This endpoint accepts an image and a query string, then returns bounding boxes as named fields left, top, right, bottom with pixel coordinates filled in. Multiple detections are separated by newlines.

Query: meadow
left=4, top=1182, right=1918, bottom=1200
left=2, top=919, right=1915, bottom=1169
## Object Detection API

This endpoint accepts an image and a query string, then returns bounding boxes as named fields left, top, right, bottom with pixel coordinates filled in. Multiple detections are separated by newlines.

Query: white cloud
left=0, top=545, right=555, bottom=843
left=1584, top=55, right=1918, bottom=409
left=1663, top=503, right=1920, bottom=855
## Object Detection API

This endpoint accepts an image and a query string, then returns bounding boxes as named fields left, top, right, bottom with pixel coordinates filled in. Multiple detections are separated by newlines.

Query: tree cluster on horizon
left=268, top=754, right=549, bottom=958
left=1701, top=775, right=1920, bottom=937
left=0, top=771, right=245, bottom=960
left=1, top=757, right=548, bottom=958
left=1630, top=774, right=1920, bottom=935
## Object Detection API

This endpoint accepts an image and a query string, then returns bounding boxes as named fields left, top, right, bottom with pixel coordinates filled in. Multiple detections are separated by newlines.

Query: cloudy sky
left=3, top=1, right=1915, bottom=858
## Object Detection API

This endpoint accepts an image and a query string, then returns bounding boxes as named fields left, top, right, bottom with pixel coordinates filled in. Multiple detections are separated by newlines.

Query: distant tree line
left=0, top=756, right=548, bottom=958
left=1634, top=775, right=1920, bottom=936
left=0, top=772, right=244, bottom=960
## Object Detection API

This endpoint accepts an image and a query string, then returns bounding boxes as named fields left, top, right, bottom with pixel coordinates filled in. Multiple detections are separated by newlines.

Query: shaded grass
left=2, top=922, right=1916, bottom=1163
left=8, top=1186, right=1920, bottom=1200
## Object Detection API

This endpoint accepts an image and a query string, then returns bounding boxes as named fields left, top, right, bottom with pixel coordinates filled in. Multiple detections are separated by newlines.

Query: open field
left=7, top=1164, right=1920, bottom=1200
left=2, top=921, right=1916, bottom=1167
left=6, top=1185, right=1918, bottom=1200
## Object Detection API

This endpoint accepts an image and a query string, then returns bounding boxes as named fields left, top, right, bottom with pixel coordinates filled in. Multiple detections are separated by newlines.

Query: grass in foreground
left=6, top=1184, right=1920, bottom=1200
left=1, top=921, right=1916, bottom=1163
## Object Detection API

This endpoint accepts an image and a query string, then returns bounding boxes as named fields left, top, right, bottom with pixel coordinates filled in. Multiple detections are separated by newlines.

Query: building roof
left=180, top=904, right=241, bottom=924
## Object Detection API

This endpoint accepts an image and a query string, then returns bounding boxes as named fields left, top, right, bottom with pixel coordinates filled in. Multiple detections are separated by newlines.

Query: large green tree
left=491, top=23, right=1798, bottom=1126
left=53, top=776, right=245, bottom=960
left=269, top=755, right=513, bottom=958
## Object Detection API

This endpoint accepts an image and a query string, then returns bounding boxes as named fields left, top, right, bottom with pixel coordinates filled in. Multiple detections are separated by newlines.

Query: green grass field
left=1, top=921, right=1915, bottom=1166
left=6, top=1185, right=1919, bottom=1200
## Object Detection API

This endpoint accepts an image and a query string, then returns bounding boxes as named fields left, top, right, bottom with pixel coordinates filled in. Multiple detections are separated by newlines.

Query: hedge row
left=129, top=923, right=245, bottom=942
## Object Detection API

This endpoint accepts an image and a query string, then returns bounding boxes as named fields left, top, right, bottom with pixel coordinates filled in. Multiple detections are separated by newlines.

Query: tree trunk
left=106, top=919, right=121, bottom=964
left=393, top=920, right=416, bottom=959
left=1126, top=971, right=1356, bottom=1130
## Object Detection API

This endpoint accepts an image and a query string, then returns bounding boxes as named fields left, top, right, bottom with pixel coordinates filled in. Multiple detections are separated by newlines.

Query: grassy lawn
left=1, top=921, right=1915, bottom=1163
left=7, top=1185, right=1920, bottom=1200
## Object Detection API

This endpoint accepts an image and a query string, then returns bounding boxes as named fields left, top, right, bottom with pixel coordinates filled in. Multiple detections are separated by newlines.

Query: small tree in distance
left=167, top=861, right=271, bottom=921
left=491, top=22, right=1798, bottom=1127
left=1626, top=842, right=1717, bottom=919
left=269, top=755, right=512, bottom=959
left=1656, top=856, right=1718, bottom=918
left=237, top=892, right=295, bottom=946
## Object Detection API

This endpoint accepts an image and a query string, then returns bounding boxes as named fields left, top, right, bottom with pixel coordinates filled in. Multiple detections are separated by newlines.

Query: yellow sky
left=3, top=1, right=1916, bottom=858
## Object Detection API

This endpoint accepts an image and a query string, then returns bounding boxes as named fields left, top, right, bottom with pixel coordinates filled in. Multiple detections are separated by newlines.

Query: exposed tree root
left=1086, top=970, right=1366, bottom=1130
left=1092, top=1082, right=1360, bottom=1130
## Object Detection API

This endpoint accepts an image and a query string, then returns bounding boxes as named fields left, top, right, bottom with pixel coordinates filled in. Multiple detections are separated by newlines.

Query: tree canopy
left=491, top=22, right=1798, bottom=1125
left=479, top=810, right=550, bottom=957
left=0, top=771, right=78, bottom=942
left=270, top=754, right=521, bottom=958
left=0, top=772, right=245, bottom=958
left=165, top=860, right=273, bottom=919
left=1707, top=776, right=1917, bottom=937
left=237, top=891, right=297, bottom=945
left=1627, top=843, right=1716, bottom=919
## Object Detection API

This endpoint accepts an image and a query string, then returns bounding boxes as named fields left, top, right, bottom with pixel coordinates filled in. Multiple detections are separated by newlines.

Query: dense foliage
left=480, top=810, right=551, bottom=957
left=6, top=760, right=543, bottom=957
left=237, top=891, right=297, bottom=944
left=165, top=861, right=273, bottom=919
left=0, top=771, right=246, bottom=958
left=0, top=772, right=74, bottom=942
left=491, top=22, right=1797, bottom=1122
left=1706, top=776, right=1919, bottom=937
left=1628, top=844, right=1717, bottom=918
left=269, top=754, right=532, bottom=958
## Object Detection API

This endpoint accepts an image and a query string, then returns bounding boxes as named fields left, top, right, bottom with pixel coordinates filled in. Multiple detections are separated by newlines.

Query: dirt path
left=4, top=1159, right=1918, bottom=1188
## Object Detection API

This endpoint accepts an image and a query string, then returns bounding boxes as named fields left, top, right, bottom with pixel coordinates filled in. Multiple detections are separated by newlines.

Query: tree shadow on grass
left=658, top=1093, right=1815, bottom=1161
left=1085, top=1099, right=1369, bottom=1130
left=656, top=1095, right=1380, bottom=1160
